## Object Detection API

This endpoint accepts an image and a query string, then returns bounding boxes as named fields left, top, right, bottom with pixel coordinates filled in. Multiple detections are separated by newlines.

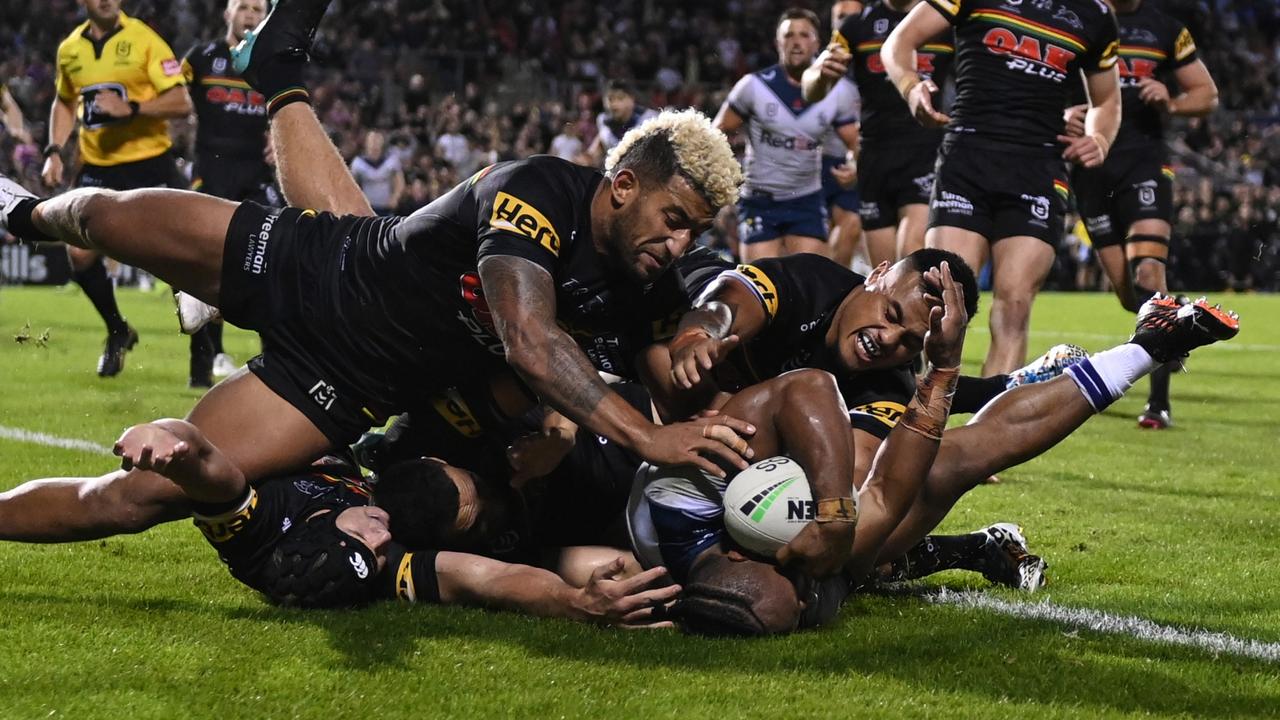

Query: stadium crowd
left=1, top=0, right=1277, bottom=290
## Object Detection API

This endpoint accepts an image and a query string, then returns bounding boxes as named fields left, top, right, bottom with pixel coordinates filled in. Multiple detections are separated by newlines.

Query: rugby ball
left=722, top=456, right=813, bottom=557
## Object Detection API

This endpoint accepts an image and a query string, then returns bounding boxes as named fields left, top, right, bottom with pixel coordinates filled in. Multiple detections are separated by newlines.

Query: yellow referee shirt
left=54, top=11, right=185, bottom=166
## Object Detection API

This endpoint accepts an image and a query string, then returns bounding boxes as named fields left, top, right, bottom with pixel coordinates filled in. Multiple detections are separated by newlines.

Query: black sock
left=1147, top=361, right=1173, bottom=411
left=190, top=326, right=215, bottom=380
left=886, top=533, right=988, bottom=581
left=207, top=321, right=225, bottom=354
left=8, top=199, right=56, bottom=243
left=73, top=258, right=128, bottom=335
left=261, top=60, right=310, bottom=117
left=952, top=375, right=1009, bottom=414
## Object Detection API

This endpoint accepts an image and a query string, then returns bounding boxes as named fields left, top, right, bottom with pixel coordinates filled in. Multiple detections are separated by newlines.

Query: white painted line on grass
left=0, top=425, right=113, bottom=456
left=930, top=589, right=1280, bottom=663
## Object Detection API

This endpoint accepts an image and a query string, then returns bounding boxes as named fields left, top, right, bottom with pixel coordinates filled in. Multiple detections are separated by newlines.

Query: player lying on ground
left=632, top=293, right=1238, bottom=635
left=108, top=419, right=678, bottom=625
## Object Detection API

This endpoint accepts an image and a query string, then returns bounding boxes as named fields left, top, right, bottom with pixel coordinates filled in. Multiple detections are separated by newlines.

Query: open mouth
left=856, top=330, right=882, bottom=361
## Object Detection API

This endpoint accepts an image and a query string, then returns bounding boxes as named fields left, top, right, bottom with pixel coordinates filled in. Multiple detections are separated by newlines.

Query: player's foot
left=0, top=174, right=36, bottom=235
left=1137, top=404, right=1173, bottom=430
left=212, top=352, right=238, bottom=379
left=1130, top=294, right=1239, bottom=364
left=97, top=325, right=139, bottom=378
left=173, top=290, right=220, bottom=334
left=189, top=374, right=214, bottom=390
left=231, top=0, right=332, bottom=85
left=352, top=431, right=387, bottom=472
left=978, top=523, right=1047, bottom=592
left=1006, top=343, right=1089, bottom=389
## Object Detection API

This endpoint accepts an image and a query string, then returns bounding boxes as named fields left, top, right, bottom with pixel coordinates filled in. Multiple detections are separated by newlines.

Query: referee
left=40, top=0, right=192, bottom=378
left=180, top=0, right=273, bottom=387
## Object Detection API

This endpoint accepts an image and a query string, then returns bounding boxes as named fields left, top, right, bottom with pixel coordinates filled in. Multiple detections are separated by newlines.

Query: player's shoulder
left=480, top=155, right=600, bottom=191
left=1071, top=0, right=1115, bottom=20
left=55, top=22, right=90, bottom=56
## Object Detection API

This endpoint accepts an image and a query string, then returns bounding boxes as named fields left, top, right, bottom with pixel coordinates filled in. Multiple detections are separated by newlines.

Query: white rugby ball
left=722, top=456, right=813, bottom=557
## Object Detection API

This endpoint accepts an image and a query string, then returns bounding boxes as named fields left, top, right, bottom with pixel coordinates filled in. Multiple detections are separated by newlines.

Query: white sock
left=1064, top=344, right=1159, bottom=412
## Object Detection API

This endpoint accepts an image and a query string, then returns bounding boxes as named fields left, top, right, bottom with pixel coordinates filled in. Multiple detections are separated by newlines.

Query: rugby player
left=818, top=3, right=866, bottom=270
left=0, top=1, right=828, bottom=569
left=1064, top=0, right=1218, bottom=429
left=41, top=0, right=193, bottom=377
left=109, top=419, right=679, bottom=625
left=713, top=8, right=862, bottom=261
left=804, top=0, right=955, bottom=265
left=178, top=0, right=276, bottom=384
left=883, top=0, right=1122, bottom=376
left=586, top=80, right=659, bottom=167
left=635, top=292, right=1239, bottom=635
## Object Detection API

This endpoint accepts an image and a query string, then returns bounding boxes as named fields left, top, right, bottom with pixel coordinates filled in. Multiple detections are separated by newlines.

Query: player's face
left=605, top=90, right=636, bottom=121
left=334, top=506, right=393, bottom=571
left=226, top=0, right=268, bottom=42
left=776, top=19, right=820, bottom=73
left=445, top=464, right=525, bottom=553
left=604, top=169, right=716, bottom=284
left=829, top=263, right=938, bottom=371
left=81, top=0, right=122, bottom=23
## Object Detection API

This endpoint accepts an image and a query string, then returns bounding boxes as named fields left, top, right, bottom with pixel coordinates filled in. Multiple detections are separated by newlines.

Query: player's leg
left=895, top=203, right=929, bottom=259
left=1095, top=244, right=1136, bottom=310
left=269, top=103, right=373, bottom=217
left=863, top=226, right=897, bottom=267
left=778, top=233, right=829, bottom=258
left=774, top=193, right=831, bottom=259
left=925, top=226, right=989, bottom=287
left=984, top=235, right=1055, bottom=376
left=737, top=196, right=784, bottom=262
left=1125, top=220, right=1175, bottom=428
left=828, top=204, right=862, bottom=269
left=0, top=370, right=333, bottom=541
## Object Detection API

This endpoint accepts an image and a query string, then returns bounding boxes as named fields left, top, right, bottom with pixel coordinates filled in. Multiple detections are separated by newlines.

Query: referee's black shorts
left=77, top=150, right=184, bottom=191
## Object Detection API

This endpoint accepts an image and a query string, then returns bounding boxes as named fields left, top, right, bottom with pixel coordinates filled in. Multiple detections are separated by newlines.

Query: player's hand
left=113, top=423, right=192, bottom=474
left=1062, top=103, right=1088, bottom=137
left=668, top=330, right=741, bottom=389
left=818, top=47, right=851, bottom=81
left=573, top=557, right=680, bottom=629
left=830, top=162, right=857, bottom=189
left=1138, top=77, right=1172, bottom=112
left=507, top=427, right=576, bottom=487
left=94, top=90, right=133, bottom=119
left=922, top=260, right=968, bottom=369
left=638, top=416, right=756, bottom=478
left=1057, top=133, right=1109, bottom=168
left=907, top=80, right=950, bottom=128
left=41, top=155, right=63, bottom=188
left=776, top=520, right=854, bottom=578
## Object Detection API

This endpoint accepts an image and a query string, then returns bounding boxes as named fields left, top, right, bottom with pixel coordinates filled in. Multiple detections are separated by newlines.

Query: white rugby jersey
left=726, top=64, right=859, bottom=199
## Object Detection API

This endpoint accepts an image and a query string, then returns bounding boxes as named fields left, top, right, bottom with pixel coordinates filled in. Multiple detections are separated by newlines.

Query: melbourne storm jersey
left=726, top=65, right=859, bottom=199
left=832, top=1, right=955, bottom=147
left=183, top=40, right=267, bottom=159
left=696, top=253, right=915, bottom=440
left=595, top=107, right=659, bottom=153
left=926, top=0, right=1119, bottom=151
left=1104, top=2, right=1197, bottom=152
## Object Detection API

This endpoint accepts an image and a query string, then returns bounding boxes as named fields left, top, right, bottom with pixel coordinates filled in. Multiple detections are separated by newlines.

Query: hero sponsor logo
left=851, top=400, right=907, bottom=429
left=243, top=212, right=277, bottom=275
left=984, top=29, right=1076, bottom=82
left=490, top=192, right=561, bottom=256
left=934, top=191, right=974, bottom=216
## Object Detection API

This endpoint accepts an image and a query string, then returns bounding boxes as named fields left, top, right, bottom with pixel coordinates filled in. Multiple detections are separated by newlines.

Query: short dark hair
left=604, top=79, right=637, bottom=97
left=902, top=248, right=981, bottom=319
left=777, top=7, right=822, bottom=33
left=677, top=555, right=801, bottom=636
left=373, top=458, right=460, bottom=550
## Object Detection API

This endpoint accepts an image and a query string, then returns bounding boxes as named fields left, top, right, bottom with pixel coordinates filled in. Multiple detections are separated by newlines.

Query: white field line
left=929, top=589, right=1280, bottom=663
left=0, top=425, right=113, bottom=456
left=969, top=327, right=1280, bottom=352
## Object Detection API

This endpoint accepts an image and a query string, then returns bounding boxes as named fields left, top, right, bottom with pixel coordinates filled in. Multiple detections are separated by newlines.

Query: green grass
left=1, top=286, right=1277, bottom=719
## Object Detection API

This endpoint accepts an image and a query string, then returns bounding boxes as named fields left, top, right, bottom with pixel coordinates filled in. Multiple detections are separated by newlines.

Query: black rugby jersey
left=693, top=253, right=915, bottom=440
left=1099, top=1, right=1197, bottom=152
left=832, top=1, right=955, bottom=146
left=926, top=0, right=1119, bottom=151
left=182, top=40, right=267, bottom=159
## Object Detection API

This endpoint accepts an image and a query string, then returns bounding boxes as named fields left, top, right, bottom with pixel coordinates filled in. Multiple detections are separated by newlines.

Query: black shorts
left=78, top=151, right=183, bottom=191
left=858, top=142, right=938, bottom=231
left=1072, top=148, right=1174, bottom=250
left=929, top=138, right=1069, bottom=246
left=192, top=152, right=278, bottom=204
left=221, top=202, right=406, bottom=445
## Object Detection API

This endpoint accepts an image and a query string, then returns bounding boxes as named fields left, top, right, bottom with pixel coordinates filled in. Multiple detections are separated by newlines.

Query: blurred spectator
left=350, top=129, right=404, bottom=215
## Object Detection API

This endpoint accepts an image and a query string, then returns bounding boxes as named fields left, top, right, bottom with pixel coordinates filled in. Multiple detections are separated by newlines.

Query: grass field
left=1, top=285, right=1277, bottom=719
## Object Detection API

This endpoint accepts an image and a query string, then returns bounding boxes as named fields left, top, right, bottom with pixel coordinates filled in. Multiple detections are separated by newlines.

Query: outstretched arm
left=268, top=103, right=374, bottom=216
left=435, top=553, right=678, bottom=628
left=883, top=3, right=952, bottom=127
left=113, top=420, right=246, bottom=504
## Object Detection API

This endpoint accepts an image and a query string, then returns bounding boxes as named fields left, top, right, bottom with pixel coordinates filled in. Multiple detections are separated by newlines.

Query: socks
left=885, top=533, right=989, bottom=582
left=73, top=257, right=128, bottom=336
left=1066, top=344, right=1160, bottom=412
left=207, top=321, right=225, bottom=355
left=952, top=374, right=1009, bottom=414
left=1147, top=361, right=1173, bottom=411
left=8, top=199, right=56, bottom=243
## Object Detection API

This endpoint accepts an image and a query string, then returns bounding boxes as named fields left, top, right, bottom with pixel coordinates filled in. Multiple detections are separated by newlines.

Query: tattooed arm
left=479, top=255, right=756, bottom=477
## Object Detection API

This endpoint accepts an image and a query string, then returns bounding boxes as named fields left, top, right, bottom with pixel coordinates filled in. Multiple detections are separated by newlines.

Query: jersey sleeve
left=473, top=161, right=578, bottom=274
left=831, top=12, right=859, bottom=53
left=144, top=29, right=187, bottom=93
left=924, top=0, right=970, bottom=24
left=713, top=260, right=785, bottom=324
left=832, top=79, right=860, bottom=127
left=54, top=42, right=77, bottom=102
left=1169, top=24, right=1198, bottom=68
left=190, top=484, right=281, bottom=563
left=382, top=546, right=442, bottom=603
left=1082, top=10, right=1120, bottom=74
left=180, top=44, right=200, bottom=84
left=842, top=369, right=914, bottom=439
left=725, top=74, right=755, bottom=118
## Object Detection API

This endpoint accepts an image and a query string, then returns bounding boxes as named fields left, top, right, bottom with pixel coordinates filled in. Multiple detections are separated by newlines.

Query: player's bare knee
left=780, top=368, right=840, bottom=399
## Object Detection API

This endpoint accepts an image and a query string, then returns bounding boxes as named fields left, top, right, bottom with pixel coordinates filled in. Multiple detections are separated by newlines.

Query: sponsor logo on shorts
left=1085, top=214, right=1113, bottom=236
left=914, top=173, right=936, bottom=198
left=490, top=192, right=561, bottom=256
left=1022, top=194, right=1051, bottom=225
left=850, top=400, right=906, bottom=429
left=934, top=191, right=974, bottom=216
left=243, top=213, right=277, bottom=275
left=308, top=379, right=338, bottom=412
left=859, top=202, right=881, bottom=220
